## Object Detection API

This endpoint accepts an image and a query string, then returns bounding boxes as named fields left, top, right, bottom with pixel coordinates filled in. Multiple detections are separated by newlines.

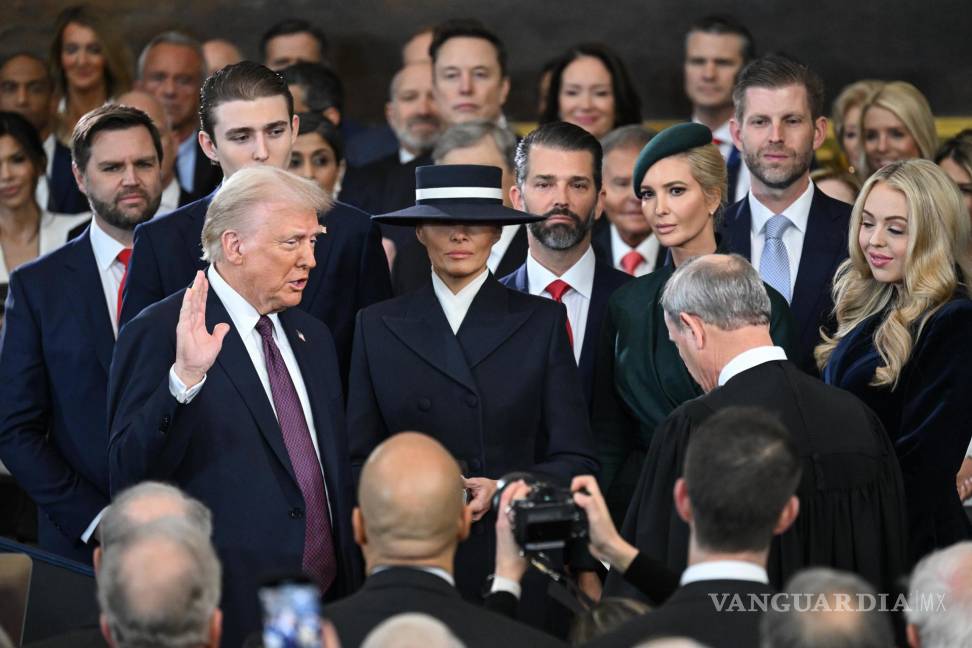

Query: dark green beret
left=632, top=122, right=713, bottom=197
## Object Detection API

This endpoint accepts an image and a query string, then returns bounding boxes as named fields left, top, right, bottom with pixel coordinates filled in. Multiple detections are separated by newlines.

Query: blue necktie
left=760, top=214, right=792, bottom=303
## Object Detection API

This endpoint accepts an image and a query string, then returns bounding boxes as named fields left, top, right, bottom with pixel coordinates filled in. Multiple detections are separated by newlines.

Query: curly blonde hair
left=815, top=159, right=972, bottom=387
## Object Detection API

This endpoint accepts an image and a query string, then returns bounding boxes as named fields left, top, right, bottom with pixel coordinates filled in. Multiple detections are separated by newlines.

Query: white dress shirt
left=748, top=181, right=815, bottom=295
left=703, top=118, right=750, bottom=203
left=430, top=267, right=490, bottom=334
left=371, top=565, right=455, bottom=586
left=33, top=133, right=57, bottom=211
left=156, top=178, right=181, bottom=217
left=526, top=247, right=595, bottom=364
left=610, top=224, right=659, bottom=277
left=487, top=225, right=521, bottom=273
left=176, top=131, right=198, bottom=194
left=87, top=217, right=128, bottom=338
left=680, top=560, right=769, bottom=585
left=399, top=147, right=417, bottom=165
left=718, top=346, right=788, bottom=387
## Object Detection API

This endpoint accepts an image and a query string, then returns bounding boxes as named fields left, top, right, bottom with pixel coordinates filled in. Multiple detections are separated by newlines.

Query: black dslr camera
left=493, top=472, right=588, bottom=553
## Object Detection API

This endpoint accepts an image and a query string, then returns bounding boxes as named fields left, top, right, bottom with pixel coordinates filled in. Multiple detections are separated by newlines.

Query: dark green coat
left=591, top=262, right=797, bottom=514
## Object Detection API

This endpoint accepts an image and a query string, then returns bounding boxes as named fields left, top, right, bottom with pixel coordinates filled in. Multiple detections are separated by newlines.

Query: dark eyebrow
left=223, top=126, right=254, bottom=138
left=263, top=120, right=289, bottom=131
left=862, top=209, right=907, bottom=222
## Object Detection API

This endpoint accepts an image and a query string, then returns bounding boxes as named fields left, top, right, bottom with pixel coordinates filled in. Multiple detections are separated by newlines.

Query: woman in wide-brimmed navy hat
left=346, top=164, right=599, bottom=603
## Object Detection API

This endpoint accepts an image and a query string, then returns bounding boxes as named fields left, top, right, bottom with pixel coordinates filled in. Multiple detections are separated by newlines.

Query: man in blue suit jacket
left=724, top=54, right=850, bottom=373
left=501, top=122, right=631, bottom=409
left=120, top=61, right=391, bottom=383
left=0, top=104, right=165, bottom=563
left=108, top=166, right=360, bottom=648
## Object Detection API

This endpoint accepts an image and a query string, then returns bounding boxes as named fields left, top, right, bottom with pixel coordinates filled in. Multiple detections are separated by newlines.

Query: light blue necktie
left=760, top=214, right=792, bottom=303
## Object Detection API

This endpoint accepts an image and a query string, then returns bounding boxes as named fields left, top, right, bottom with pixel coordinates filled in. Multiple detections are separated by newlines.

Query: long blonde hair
left=859, top=81, right=937, bottom=176
left=815, top=159, right=972, bottom=387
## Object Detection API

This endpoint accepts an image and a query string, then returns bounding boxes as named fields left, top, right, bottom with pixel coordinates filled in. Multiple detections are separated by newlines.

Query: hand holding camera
left=570, top=476, right=639, bottom=573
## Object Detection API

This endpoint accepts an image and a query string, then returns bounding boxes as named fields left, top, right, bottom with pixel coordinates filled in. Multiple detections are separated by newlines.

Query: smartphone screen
left=259, top=581, right=321, bottom=648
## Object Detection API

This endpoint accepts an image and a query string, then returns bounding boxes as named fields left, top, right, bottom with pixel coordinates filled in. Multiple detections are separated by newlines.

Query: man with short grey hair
left=98, top=518, right=222, bottom=648
left=760, top=567, right=894, bottom=648
left=392, top=119, right=524, bottom=294
left=107, top=165, right=361, bottom=646
left=97, top=481, right=212, bottom=554
left=137, top=31, right=220, bottom=201
left=906, top=542, right=972, bottom=648
left=361, top=613, right=465, bottom=648
left=604, top=253, right=909, bottom=605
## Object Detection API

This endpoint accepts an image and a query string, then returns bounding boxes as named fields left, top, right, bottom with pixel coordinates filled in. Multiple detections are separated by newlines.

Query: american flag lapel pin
left=297, top=330, right=306, bottom=342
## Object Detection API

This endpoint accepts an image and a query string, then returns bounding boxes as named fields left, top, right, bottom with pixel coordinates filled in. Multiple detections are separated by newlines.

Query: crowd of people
left=1, top=6, right=972, bottom=648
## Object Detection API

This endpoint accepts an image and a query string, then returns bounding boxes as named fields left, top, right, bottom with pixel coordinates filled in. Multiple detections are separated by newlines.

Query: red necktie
left=116, top=248, right=132, bottom=325
left=621, top=250, right=645, bottom=276
left=545, top=279, right=574, bottom=348
left=255, top=316, right=337, bottom=592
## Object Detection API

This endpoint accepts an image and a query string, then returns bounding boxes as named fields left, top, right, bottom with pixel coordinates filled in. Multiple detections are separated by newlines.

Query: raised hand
left=174, top=271, right=230, bottom=388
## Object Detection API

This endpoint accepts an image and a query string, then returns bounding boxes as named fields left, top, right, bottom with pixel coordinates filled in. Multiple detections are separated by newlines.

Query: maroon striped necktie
left=255, top=315, right=336, bottom=592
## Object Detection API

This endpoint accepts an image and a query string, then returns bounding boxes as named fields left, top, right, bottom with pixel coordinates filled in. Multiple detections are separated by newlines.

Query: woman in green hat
left=592, top=123, right=796, bottom=521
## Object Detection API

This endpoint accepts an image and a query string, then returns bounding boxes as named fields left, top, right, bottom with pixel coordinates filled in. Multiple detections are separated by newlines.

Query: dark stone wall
left=5, top=0, right=971, bottom=126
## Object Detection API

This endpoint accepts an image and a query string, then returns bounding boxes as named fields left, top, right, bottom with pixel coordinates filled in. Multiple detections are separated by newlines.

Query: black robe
left=604, top=360, right=909, bottom=599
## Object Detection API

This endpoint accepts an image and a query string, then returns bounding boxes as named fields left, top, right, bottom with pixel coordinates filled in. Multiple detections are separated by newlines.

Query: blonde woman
left=936, top=129, right=972, bottom=221
left=859, top=81, right=937, bottom=177
left=819, top=159, right=972, bottom=562
left=831, top=79, right=883, bottom=179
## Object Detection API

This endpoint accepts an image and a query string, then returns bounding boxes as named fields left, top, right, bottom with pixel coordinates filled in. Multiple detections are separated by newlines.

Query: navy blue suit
left=119, top=191, right=392, bottom=384
left=107, top=285, right=361, bottom=648
left=722, top=187, right=851, bottom=373
left=346, top=275, right=598, bottom=601
left=0, top=229, right=111, bottom=563
left=500, top=258, right=632, bottom=409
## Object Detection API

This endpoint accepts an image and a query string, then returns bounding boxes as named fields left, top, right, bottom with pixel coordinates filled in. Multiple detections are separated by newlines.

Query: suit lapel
left=382, top=283, right=478, bottom=393
left=181, top=197, right=212, bottom=272
left=207, top=291, right=298, bottom=484
left=790, top=188, right=845, bottom=331
left=61, top=230, right=114, bottom=375
left=457, top=275, right=532, bottom=368
left=580, top=264, right=610, bottom=371
left=300, top=206, right=332, bottom=310
left=496, top=226, right=528, bottom=277
left=510, top=263, right=529, bottom=293
left=723, top=198, right=753, bottom=259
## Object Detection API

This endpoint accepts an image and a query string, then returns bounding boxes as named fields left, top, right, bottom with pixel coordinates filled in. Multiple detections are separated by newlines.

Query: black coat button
left=418, top=398, right=431, bottom=411
left=289, top=507, right=304, bottom=519
left=159, top=414, right=171, bottom=433
left=464, top=394, right=478, bottom=407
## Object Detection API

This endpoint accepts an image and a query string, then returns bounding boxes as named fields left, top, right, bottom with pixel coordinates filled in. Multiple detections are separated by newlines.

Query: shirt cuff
left=489, top=575, right=522, bottom=600
left=81, top=507, right=107, bottom=544
left=168, top=366, right=206, bottom=403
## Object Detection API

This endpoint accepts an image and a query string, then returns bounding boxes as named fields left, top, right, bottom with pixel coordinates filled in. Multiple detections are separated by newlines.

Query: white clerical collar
left=680, top=560, right=769, bottom=586
left=525, top=245, right=596, bottom=300
left=748, top=180, right=815, bottom=236
left=430, top=267, right=490, bottom=334
left=206, top=264, right=281, bottom=340
left=371, top=565, right=455, bottom=586
left=609, top=224, right=659, bottom=270
left=88, top=217, right=127, bottom=273
left=718, top=346, right=788, bottom=387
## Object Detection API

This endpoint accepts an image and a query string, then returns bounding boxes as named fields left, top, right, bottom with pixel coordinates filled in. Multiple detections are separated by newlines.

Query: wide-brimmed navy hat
left=373, top=164, right=544, bottom=226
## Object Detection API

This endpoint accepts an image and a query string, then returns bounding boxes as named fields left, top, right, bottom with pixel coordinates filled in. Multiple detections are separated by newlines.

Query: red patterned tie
left=621, top=250, right=645, bottom=276
left=116, top=248, right=132, bottom=325
left=545, top=279, right=574, bottom=348
left=255, top=316, right=337, bottom=593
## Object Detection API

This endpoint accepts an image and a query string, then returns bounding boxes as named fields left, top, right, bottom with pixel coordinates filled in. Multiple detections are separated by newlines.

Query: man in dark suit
left=108, top=166, right=361, bottom=647
left=120, top=61, right=391, bottom=384
left=592, top=125, right=663, bottom=276
left=339, top=61, right=441, bottom=237
left=347, top=164, right=598, bottom=605
left=0, top=104, right=164, bottom=563
left=392, top=121, right=527, bottom=294
left=724, top=54, right=851, bottom=373
left=502, top=122, right=631, bottom=409
left=604, top=254, right=908, bottom=605
left=580, top=407, right=800, bottom=648
left=326, top=432, right=563, bottom=648
left=137, top=32, right=222, bottom=203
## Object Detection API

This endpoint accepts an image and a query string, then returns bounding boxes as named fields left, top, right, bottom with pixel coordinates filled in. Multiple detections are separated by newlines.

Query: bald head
left=99, top=482, right=213, bottom=550
left=203, top=39, right=243, bottom=74
left=115, top=90, right=176, bottom=184
left=357, top=432, right=466, bottom=563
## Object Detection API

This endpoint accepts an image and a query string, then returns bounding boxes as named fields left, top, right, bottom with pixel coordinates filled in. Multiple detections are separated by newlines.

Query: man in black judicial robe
left=603, top=254, right=909, bottom=601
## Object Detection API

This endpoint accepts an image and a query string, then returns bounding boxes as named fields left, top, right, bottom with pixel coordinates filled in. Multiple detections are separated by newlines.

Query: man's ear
left=772, top=495, right=800, bottom=536
left=199, top=130, right=219, bottom=164
left=93, top=546, right=102, bottom=575
left=680, top=312, right=707, bottom=350
left=509, top=184, right=524, bottom=211
left=673, top=478, right=693, bottom=524
left=100, top=613, right=115, bottom=647
left=811, top=116, right=828, bottom=151
left=322, top=107, right=341, bottom=128
left=729, top=115, right=742, bottom=149
left=458, top=503, right=473, bottom=542
left=220, top=230, right=245, bottom=265
left=208, top=608, right=223, bottom=648
left=71, top=161, right=87, bottom=195
left=290, top=113, right=300, bottom=146
left=498, top=76, right=511, bottom=109
left=352, top=507, right=366, bottom=547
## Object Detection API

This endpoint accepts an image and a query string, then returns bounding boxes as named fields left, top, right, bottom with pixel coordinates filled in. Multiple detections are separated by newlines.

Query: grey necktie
left=760, top=214, right=792, bottom=302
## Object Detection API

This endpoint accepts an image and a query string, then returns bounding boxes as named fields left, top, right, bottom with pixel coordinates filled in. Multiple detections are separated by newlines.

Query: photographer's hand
left=464, top=477, right=498, bottom=522
left=571, top=475, right=639, bottom=573
left=494, top=480, right=530, bottom=584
